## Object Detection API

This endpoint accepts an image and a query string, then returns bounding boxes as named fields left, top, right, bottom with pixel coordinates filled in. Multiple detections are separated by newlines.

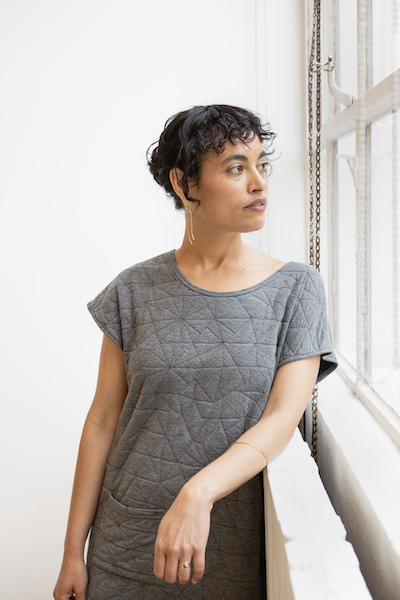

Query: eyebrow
left=221, top=150, right=267, bottom=165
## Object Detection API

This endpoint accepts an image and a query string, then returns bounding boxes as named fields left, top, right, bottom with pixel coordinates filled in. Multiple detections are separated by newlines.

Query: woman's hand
left=53, top=556, right=88, bottom=600
left=154, top=484, right=213, bottom=585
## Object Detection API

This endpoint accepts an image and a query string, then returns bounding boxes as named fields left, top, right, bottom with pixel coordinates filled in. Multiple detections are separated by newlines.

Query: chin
left=241, top=220, right=266, bottom=234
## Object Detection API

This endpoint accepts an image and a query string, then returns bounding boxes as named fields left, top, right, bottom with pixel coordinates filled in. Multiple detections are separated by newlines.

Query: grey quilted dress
left=85, top=250, right=337, bottom=600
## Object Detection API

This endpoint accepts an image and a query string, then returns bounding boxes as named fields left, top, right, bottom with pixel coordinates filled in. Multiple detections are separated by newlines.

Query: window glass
left=370, top=111, right=400, bottom=417
left=373, top=0, right=400, bottom=86
left=337, top=0, right=358, bottom=108
left=336, top=133, right=357, bottom=368
left=320, top=0, right=400, bottom=435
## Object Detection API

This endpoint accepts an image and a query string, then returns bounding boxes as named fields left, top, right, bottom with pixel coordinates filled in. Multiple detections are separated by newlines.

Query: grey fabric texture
left=85, top=250, right=337, bottom=600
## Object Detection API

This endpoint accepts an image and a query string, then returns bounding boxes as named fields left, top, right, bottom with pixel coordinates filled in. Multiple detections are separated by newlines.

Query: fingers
left=162, top=544, right=182, bottom=584
left=177, top=558, right=192, bottom=585
left=73, top=585, right=87, bottom=600
left=153, top=542, right=167, bottom=581
left=154, top=542, right=205, bottom=585
left=53, top=585, right=85, bottom=600
left=155, top=543, right=191, bottom=585
left=191, top=549, right=205, bottom=584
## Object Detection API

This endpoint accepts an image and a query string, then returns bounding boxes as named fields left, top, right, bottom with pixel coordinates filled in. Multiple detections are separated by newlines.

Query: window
left=316, top=0, right=400, bottom=444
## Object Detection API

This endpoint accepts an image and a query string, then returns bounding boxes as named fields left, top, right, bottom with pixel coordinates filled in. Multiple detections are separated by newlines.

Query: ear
left=169, top=168, right=193, bottom=208
left=169, top=168, right=185, bottom=201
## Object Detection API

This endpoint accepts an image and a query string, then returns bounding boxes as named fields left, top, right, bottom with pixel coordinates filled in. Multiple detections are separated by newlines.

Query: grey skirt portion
left=86, top=477, right=266, bottom=600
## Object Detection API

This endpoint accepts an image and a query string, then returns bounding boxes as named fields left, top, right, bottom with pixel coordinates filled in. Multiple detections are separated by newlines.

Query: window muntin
left=336, top=133, right=357, bottom=369
left=370, top=111, right=400, bottom=417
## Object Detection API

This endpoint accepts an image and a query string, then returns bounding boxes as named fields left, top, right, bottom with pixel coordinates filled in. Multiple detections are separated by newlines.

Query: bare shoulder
left=243, top=245, right=285, bottom=278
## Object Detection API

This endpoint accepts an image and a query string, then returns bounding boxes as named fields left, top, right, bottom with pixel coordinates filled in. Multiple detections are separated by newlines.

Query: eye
left=229, top=165, right=243, bottom=174
left=258, top=162, right=268, bottom=173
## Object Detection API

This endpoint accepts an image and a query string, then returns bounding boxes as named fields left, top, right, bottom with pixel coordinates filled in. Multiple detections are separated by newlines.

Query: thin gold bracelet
left=230, top=441, right=268, bottom=468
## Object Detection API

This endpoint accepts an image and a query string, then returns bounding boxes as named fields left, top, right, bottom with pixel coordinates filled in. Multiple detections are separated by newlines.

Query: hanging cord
left=356, top=1, right=368, bottom=381
left=308, top=0, right=321, bottom=462
left=392, top=0, right=400, bottom=369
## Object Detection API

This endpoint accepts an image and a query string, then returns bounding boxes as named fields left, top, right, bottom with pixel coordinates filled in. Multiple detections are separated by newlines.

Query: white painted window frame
left=317, top=0, right=400, bottom=448
left=305, top=0, right=400, bottom=596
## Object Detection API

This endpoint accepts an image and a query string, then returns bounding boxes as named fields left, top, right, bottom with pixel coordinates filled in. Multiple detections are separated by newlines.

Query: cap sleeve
left=277, top=266, right=338, bottom=382
left=87, top=274, right=133, bottom=352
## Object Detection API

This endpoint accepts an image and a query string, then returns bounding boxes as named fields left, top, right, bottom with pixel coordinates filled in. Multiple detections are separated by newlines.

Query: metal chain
left=308, top=3, right=316, bottom=269
left=315, top=0, right=321, bottom=274
left=308, top=0, right=321, bottom=462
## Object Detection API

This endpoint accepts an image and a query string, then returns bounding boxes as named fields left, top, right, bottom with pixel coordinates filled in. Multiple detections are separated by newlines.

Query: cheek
left=194, top=171, right=244, bottom=208
left=197, top=181, right=231, bottom=205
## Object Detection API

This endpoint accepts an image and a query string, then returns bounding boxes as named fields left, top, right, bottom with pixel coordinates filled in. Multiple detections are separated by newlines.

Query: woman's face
left=190, top=135, right=269, bottom=235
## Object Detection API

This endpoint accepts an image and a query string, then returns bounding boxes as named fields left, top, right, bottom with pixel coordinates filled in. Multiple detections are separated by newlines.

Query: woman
left=54, top=104, right=337, bottom=600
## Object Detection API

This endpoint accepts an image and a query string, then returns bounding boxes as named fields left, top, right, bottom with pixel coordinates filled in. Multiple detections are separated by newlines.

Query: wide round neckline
left=166, top=250, right=294, bottom=297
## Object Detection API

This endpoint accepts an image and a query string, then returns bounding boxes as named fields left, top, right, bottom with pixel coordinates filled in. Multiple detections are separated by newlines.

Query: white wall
left=0, top=2, right=307, bottom=598
left=263, top=1, right=308, bottom=263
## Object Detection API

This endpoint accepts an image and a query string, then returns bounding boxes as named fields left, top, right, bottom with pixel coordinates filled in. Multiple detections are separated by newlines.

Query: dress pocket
left=87, top=492, right=166, bottom=584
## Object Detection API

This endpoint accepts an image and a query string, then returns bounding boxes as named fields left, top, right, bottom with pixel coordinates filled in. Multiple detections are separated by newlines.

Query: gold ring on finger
left=178, top=561, right=191, bottom=571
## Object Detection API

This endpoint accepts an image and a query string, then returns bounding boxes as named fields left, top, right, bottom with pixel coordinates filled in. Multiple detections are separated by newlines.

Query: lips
left=244, top=199, right=266, bottom=210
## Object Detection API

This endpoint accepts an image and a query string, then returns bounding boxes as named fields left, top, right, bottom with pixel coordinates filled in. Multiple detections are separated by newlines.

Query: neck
left=176, top=230, right=247, bottom=268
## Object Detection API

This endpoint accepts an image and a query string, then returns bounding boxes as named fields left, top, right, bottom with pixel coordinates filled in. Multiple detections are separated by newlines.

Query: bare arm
left=154, top=355, right=320, bottom=586
left=53, top=335, right=127, bottom=600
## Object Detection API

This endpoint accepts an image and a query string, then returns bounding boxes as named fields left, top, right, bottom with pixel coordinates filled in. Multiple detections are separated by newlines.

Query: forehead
left=203, top=136, right=265, bottom=167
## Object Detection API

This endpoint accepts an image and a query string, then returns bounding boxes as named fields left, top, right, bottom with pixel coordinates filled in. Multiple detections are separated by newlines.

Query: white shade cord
left=356, top=0, right=368, bottom=382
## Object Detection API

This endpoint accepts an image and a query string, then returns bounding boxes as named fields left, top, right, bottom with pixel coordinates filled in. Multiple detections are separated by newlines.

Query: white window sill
left=264, top=428, right=372, bottom=600
left=317, top=372, right=400, bottom=600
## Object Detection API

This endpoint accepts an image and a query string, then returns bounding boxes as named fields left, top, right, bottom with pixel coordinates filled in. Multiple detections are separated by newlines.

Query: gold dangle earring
left=183, top=198, right=195, bottom=245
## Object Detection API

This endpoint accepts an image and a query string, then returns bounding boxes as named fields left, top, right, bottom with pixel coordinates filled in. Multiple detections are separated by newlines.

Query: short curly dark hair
left=147, top=104, right=276, bottom=210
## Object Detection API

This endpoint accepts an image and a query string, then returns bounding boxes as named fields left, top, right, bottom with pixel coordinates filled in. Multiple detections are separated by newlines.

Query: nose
left=249, top=167, right=268, bottom=192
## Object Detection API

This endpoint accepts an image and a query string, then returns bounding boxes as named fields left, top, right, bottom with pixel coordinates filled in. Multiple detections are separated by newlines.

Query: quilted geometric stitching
left=86, top=251, right=337, bottom=600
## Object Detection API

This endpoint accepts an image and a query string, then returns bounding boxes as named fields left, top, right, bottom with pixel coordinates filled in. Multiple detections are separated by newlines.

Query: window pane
left=370, top=111, right=400, bottom=417
left=337, top=0, right=358, bottom=109
left=320, top=146, right=329, bottom=278
left=336, top=133, right=357, bottom=368
left=373, top=0, right=400, bottom=86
